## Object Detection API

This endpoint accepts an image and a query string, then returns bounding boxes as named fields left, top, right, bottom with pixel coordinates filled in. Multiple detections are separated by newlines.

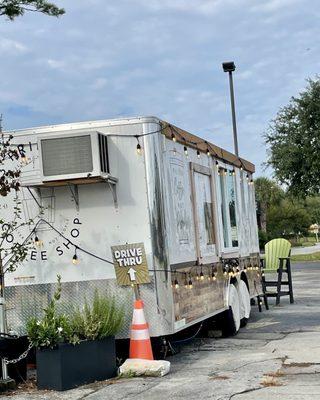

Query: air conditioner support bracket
left=67, top=183, right=79, bottom=211
left=107, top=181, right=118, bottom=209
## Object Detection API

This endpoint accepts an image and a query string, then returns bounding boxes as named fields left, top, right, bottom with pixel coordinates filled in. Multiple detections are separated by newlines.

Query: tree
left=255, top=177, right=284, bottom=233
left=265, top=78, right=320, bottom=197
left=267, top=198, right=311, bottom=239
left=0, top=118, right=41, bottom=381
left=0, top=0, right=64, bottom=20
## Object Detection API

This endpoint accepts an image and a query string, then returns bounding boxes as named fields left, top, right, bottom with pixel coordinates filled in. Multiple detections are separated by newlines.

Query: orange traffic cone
left=129, top=299, right=154, bottom=360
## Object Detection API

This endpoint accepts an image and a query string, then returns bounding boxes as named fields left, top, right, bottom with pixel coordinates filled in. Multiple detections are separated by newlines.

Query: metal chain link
left=3, top=342, right=33, bottom=365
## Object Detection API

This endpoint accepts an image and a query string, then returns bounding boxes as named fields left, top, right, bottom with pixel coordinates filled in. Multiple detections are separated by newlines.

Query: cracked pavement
left=2, top=262, right=320, bottom=399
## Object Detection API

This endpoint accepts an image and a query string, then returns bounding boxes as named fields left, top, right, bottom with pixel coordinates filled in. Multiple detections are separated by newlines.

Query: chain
left=3, top=342, right=33, bottom=365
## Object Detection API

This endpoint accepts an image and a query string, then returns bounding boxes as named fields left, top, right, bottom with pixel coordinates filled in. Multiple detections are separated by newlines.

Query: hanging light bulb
left=136, top=143, right=142, bottom=155
left=212, top=272, right=216, bottom=281
left=206, top=148, right=211, bottom=157
left=246, top=174, right=250, bottom=182
left=197, top=149, right=201, bottom=158
left=244, top=265, right=247, bottom=273
left=232, top=169, right=236, bottom=176
left=228, top=267, right=233, bottom=277
left=72, top=248, right=79, bottom=265
left=236, top=267, right=240, bottom=275
left=20, top=152, right=28, bottom=164
left=188, top=278, right=193, bottom=289
left=215, top=160, right=219, bottom=169
left=224, top=169, right=228, bottom=176
left=171, top=133, right=176, bottom=142
left=196, top=272, right=200, bottom=281
left=174, top=278, right=179, bottom=289
left=184, top=146, right=188, bottom=156
left=184, top=274, right=189, bottom=288
left=223, top=267, right=227, bottom=276
left=240, top=165, right=243, bottom=171
left=200, top=269, right=204, bottom=280
left=34, top=235, right=42, bottom=247
left=173, top=148, right=177, bottom=155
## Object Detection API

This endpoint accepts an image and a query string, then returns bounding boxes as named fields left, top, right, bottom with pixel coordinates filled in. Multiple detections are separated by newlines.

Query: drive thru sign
left=111, top=242, right=150, bottom=286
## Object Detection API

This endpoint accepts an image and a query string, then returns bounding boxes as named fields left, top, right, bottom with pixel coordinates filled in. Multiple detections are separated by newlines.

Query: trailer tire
left=238, top=280, right=251, bottom=327
left=221, top=284, right=241, bottom=337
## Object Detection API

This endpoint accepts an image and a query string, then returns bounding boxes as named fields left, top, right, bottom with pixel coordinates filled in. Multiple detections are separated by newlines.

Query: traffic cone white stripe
left=130, top=328, right=150, bottom=341
left=132, top=309, right=147, bottom=325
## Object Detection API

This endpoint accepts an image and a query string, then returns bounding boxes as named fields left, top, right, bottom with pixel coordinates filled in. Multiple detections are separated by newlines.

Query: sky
left=0, top=0, right=320, bottom=175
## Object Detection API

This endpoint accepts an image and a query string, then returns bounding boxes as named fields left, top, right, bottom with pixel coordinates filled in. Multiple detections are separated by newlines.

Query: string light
left=206, top=148, right=211, bottom=157
left=246, top=174, right=250, bottom=182
left=171, top=133, right=176, bottom=142
left=188, top=274, right=193, bottom=289
left=136, top=142, right=142, bottom=155
left=72, top=248, right=79, bottom=265
left=174, top=278, right=179, bottom=289
left=184, top=146, right=188, bottom=156
left=184, top=274, right=189, bottom=288
left=20, top=152, right=28, bottom=164
left=232, top=169, right=236, bottom=176
left=197, top=149, right=201, bottom=159
left=34, top=234, right=42, bottom=247
left=224, top=169, right=228, bottom=176
left=200, top=268, right=204, bottom=280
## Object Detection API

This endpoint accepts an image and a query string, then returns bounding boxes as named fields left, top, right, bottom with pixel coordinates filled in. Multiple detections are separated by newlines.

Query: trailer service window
left=219, top=169, right=238, bottom=248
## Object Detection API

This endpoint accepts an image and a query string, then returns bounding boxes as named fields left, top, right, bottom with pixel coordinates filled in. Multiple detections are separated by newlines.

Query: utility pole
left=222, top=61, right=239, bottom=156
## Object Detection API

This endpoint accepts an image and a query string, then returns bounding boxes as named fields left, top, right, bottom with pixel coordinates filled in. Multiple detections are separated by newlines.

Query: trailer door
left=190, top=163, right=217, bottom=263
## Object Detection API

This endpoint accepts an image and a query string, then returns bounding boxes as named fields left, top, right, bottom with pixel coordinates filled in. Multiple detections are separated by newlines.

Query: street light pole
left=222, top=61, right=239, bottom=157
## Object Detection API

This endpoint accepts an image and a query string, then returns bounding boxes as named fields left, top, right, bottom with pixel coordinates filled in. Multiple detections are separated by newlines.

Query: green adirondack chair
left=261, top=238, right=294, bottom=305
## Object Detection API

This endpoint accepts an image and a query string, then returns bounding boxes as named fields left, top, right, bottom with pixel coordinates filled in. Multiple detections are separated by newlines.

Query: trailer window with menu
left=219, top=168, right=238, bottom=248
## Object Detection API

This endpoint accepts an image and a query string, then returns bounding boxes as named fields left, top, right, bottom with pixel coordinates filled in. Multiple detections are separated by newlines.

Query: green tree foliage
left=265, top=78, right=320, bottom=196
left=0, top=0, right=64, bottom=20
left=267, top=198, right=311, bottom=239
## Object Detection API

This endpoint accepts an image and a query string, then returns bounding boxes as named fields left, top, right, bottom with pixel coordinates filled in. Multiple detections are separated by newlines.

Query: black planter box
left=36, top=337, right=116, bottom=391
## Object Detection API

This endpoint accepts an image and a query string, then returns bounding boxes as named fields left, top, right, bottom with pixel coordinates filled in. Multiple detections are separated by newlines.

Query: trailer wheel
left=221, top=284, right=240, bottom=337
left=238, top=280, right=251, bottom=327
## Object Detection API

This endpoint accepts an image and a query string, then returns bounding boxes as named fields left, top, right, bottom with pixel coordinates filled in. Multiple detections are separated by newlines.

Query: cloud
left=0, top=38, right=28, bottom=54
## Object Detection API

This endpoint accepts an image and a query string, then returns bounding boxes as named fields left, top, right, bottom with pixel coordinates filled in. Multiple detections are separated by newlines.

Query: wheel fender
left=227, top=284, right=241, bottom=332
left=238, top=280, right=251, bottom=320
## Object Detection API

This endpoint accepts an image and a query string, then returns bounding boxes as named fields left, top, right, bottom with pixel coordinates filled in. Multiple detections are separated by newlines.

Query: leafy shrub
left=27, top=276, right=124, bottom=349
left=70, top=290, right=124, bottom=341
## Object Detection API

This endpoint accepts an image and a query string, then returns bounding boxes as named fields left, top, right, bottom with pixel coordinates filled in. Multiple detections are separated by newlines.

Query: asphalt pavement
left=2, top=262, right=320, bottom=399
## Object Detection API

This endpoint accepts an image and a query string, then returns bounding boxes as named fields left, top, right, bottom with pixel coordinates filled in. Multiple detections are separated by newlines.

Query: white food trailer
left=1, top=116, right=262, bottom=338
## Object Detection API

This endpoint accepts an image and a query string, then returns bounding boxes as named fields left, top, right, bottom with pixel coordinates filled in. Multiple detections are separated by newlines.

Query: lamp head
left=222, top=61, right=236, bottom=72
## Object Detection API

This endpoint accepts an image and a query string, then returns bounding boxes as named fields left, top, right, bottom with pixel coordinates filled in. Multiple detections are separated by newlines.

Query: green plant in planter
left=70, top=290, right=125, bottom=341
left=27, top=276, right=125, bottom=348
left=27, top=275, right=76, bottom=348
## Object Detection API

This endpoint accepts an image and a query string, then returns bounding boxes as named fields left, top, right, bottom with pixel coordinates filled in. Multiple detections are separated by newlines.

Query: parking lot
left=2, top=262, right=320, bottom=400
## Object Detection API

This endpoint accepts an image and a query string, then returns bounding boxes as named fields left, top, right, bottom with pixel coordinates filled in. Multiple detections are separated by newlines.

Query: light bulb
left=184, top=146, right=188, bottom=156
left=188, top=279, right=193, bottom=289
left=174, top=279, right=179, bottom=289
left=136, top=143, right=142, bottom=155
left=212, top=273, right=216, bottom=281
left=34, top=236, right=41, bottom=247
left=206, top=148, right=211, bottom=157
left=200, top=271, right=204, bottom=280
left=197, top=150, right=201, bottom=158
left=171, top=133, right=176, bottom=142
left=72, top=253, right=79, bottom=265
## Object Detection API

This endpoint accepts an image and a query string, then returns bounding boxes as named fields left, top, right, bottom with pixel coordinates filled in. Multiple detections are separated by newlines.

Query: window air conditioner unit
left=38, top=131, right=115, bottom=185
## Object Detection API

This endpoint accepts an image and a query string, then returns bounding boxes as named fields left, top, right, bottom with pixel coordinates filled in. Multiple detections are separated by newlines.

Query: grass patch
left=291, top=252, right=320, bottom=262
